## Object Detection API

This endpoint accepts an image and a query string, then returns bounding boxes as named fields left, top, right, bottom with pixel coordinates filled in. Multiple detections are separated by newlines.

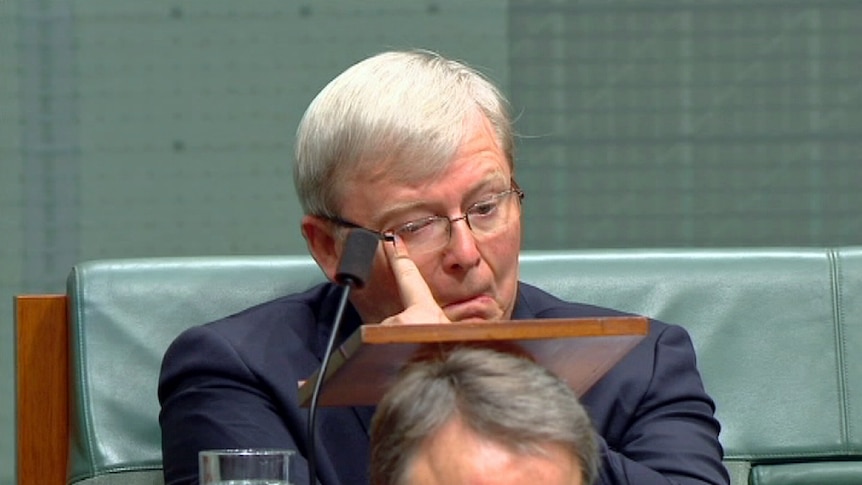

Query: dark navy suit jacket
left=159, top=282, right=729, bottom=485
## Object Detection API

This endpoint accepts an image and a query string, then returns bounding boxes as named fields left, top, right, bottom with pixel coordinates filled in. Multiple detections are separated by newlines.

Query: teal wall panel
left=70, top=0, right=508, bottom=259
left=510, top=2, right=861, bottom=249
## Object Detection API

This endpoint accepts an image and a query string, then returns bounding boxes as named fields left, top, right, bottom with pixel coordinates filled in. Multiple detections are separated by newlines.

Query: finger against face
left=383, top=236, right=438, bottom=309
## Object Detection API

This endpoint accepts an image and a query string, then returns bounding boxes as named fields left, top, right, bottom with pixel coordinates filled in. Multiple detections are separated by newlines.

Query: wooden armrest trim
left=16, top=295, right=69, bottom=485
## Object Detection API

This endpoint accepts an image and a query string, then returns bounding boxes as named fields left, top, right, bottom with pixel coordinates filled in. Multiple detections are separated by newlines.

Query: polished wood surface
left=300, top=316, right=649, bottom=407
left=15, top=295, right=68, bottom=485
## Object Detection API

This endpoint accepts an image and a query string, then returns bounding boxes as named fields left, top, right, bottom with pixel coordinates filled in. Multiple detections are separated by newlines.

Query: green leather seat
left=66, top=247, right=862, bottom=484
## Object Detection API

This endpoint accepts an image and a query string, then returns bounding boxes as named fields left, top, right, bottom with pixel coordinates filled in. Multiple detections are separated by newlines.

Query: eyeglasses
left=323, top=184, right=525, bottom=255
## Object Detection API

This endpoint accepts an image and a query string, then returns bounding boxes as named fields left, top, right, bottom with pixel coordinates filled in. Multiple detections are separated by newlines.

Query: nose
left=442, top=216, right=481, bottom=270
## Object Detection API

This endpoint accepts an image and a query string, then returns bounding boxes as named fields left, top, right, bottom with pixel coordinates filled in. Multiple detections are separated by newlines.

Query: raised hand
left=379, top=235, right=451, bottom=325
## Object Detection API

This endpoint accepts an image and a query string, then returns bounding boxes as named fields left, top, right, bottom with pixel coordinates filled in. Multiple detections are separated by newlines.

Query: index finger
left=383, top=235, right=439, bottom=309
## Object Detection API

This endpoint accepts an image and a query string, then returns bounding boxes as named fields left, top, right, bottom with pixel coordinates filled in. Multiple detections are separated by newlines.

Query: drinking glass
left=199, top=449, right=294, bottom=485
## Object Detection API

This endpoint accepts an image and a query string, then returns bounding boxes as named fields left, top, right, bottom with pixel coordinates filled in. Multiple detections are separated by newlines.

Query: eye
left=469, top=198, right=500, bottom=217
left=393, top=216, right=439, bottom=236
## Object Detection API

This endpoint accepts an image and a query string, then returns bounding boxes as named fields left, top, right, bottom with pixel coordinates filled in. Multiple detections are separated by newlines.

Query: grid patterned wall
left=511, top=1, right=861, bottom=248
left=2, top=1, right=861, bottom=484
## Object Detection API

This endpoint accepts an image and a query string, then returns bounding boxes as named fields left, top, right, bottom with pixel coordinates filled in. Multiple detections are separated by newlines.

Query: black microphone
left=333, top=228, right=379, bottom=288
left=306, top=228, right=381, bottom=485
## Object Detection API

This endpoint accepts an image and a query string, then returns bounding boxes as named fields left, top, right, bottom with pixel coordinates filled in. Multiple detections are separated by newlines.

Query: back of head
left=294, top=49, right=514, bottom=218
left=370, top=347, right=599, bottom=485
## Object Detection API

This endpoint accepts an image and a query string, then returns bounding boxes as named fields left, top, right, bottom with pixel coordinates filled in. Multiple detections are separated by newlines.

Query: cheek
left=481, top=227, right=521, bottom=313
left=493, top=223, right=522, bottom=275
left=367, top=266, right=399, bottom=302
left=353, top=254, right=406, bottom=321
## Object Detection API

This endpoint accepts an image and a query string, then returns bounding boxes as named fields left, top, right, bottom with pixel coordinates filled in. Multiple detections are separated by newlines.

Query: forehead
left=357, top=110, right=508, bottom=185
left=405, top=418, right=580, bottom=485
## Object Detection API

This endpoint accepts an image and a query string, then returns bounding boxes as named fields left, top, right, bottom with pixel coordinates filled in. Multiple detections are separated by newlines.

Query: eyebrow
left=374, top=174, right=511, bottom=226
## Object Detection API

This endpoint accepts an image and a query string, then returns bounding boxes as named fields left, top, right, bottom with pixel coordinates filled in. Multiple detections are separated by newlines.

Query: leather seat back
left=67, top=247, right=862, bottom=484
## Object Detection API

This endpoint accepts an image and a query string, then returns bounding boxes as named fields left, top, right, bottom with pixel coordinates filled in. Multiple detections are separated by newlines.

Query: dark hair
left=370, top=347, right=599, bottom=485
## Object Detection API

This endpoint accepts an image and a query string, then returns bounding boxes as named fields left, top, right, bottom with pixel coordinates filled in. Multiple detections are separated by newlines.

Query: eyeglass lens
left=393, top=190, right=522, bottom=254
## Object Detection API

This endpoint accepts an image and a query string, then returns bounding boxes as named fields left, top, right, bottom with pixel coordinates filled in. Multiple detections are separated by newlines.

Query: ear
left=301, top=215, right=340, bottom=282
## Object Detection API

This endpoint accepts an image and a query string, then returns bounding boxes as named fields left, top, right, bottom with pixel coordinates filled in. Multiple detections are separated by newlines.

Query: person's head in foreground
left=369, top=347, right=599, bottom=485
left=295, top=49, right=523, bottom=325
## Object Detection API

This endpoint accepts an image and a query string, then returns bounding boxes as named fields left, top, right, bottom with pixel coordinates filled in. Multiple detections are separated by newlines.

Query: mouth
left=441, top=294, right=497, bottom=322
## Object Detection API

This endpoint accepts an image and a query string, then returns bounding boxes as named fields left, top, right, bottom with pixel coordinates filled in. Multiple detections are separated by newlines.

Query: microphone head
left=335, top=228, right=380, bottom=288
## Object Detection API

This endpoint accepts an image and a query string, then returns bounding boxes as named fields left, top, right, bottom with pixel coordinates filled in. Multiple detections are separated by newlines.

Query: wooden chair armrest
left=15, top=295, right=69, bottom=485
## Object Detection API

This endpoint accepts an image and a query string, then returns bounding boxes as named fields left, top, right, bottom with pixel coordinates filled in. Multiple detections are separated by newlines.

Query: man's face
left=404, top=416, right=582, bottom=485
left=339, top=112, right=521, bottom=324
